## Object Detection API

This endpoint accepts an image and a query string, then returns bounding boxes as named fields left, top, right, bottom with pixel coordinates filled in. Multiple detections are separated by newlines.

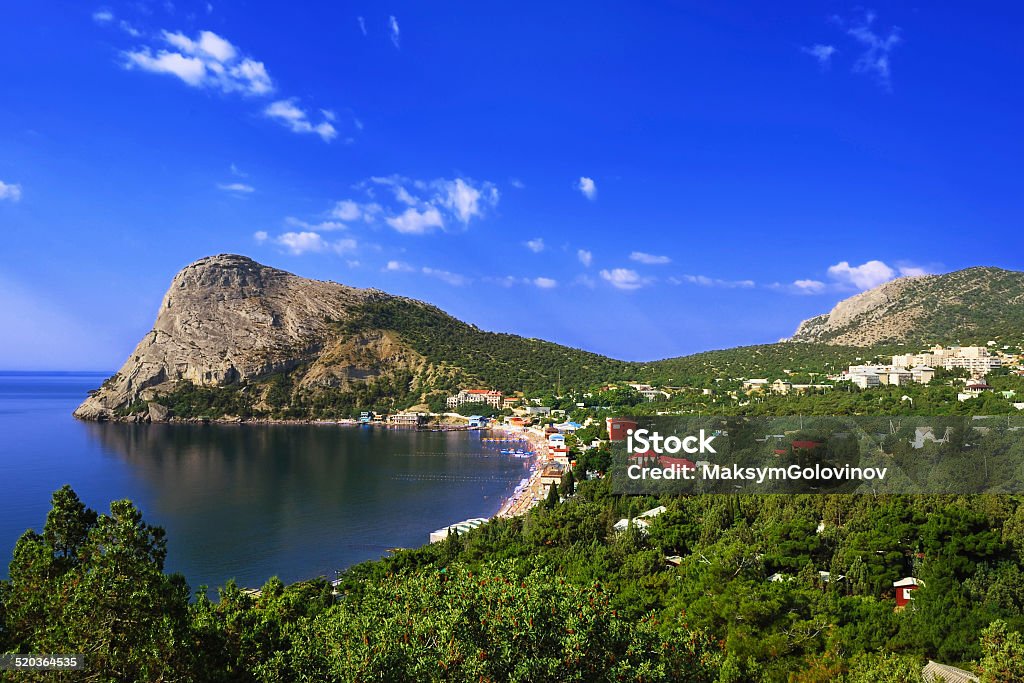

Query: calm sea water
left=0, top=372, right=529, bottom=590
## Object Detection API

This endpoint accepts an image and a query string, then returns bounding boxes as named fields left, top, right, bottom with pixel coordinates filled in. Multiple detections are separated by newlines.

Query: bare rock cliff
left=74, top=254, right=381, bottom=420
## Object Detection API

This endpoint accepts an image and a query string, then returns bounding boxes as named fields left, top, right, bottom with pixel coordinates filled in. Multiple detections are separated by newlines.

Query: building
left=771, top=379, right=793, bottom=395
left=468, top=415, right=488, bottom=428
left=387, top=412, right=426, bottom=426
left=894, top=576, right=923, bottom=607
left=429, top=518, right=488, bottom=544
left=606, top=417, right=638, bottom=441
left=628, top=383, right=670, bottom=401
left=525, top=406, right=552, bottom=416
left=851, top=373, right=880, bottom=389
left=893, top=345, right=1001, bottom=376
left=921, top=661, right=978, bottom=683
left=743, top=379, right=769, bottom=392
left=911, top=365, right=936, bottom=383
left=446, top=389, right=504, bottom=410
left=613, top=506, right=666, bottom=534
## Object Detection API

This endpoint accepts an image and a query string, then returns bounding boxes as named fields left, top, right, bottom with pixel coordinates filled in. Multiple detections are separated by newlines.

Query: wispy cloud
left=487, top=275, right=558, bottom=289
left=577, top=176, right=597, bottom=200
left=842, top=11, right=901, bottom=89
left=264, top=99, right=337, bottom=141
left=123, top=29, right=273, bottom=95
left=92, top=8, right=114, bottom=24
left=792, top=279, right=826, bottom=294
left=629, top=251, right=671, bottom=265
left=216, top=182, right=254, bottom=193
left=339, top=175, right=499, bottom=235
left=357, top=16, right=367, bottom=36
left=599, top=268, right=650, bottom=291
left=421, top=266, right=468, bottom=286
left=284, top=216, right=346, bottom=232
left=671, top=274, right=755, bottom=288
left=384, top=260, right=414, bottom=272
left=388, top=16, right=400, bottom=49
left=0, top=180, right=22, bottom=202
left=577, top=249, right=592, bottom=267
left=525, top=238, right=545, bottom=253
left=509, top=178, right=525, bottom=189
left=272, top=231, right=356, bottom=256
left=802, top=44, right=837, bottom=69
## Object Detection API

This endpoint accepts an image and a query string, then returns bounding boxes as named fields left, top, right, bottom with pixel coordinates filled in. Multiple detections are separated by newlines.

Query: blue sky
left=1, top=2, right=1023, bottom=369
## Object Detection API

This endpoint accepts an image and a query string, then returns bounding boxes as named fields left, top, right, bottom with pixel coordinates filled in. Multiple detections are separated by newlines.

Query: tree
left=979, top=620, right=1024, bottom=683
left=545, top=481, right=560, bottom=509
left=559, top=468, right=576, bottom=497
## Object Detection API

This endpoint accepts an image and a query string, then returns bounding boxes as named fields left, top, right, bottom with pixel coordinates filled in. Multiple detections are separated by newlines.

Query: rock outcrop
left=74, top=254, right=423, bottom=420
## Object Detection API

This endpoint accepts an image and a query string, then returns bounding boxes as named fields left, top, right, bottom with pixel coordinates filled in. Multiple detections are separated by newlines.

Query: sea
left=0, top=371, right=529, bottom=590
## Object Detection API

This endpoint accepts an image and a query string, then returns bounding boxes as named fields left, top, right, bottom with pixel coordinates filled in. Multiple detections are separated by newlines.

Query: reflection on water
left=0, top=373, right=527, bottom=591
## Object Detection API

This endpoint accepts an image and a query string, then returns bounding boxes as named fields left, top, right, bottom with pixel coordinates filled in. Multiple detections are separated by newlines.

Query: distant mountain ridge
left=788, top=266, right=1024, bottom=347
left=74, top=256, right=1024, bottom=422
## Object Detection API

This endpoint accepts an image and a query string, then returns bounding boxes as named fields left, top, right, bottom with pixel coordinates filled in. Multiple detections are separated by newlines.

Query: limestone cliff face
left=73, top=254, right=429, bottom=420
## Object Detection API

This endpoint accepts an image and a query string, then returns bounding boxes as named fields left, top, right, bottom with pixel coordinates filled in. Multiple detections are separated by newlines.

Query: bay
left=0, top=372, right=528, bottom=590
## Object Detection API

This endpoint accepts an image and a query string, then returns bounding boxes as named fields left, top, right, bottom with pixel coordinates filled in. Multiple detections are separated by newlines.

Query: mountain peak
left=789, top=266, right=1024, bottom=346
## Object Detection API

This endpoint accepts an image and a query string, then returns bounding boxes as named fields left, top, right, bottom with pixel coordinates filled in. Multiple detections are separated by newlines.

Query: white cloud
left=216, top=182, right=254, bottom=193
left=533, top=277, right=557, bottom=289
left=802, top=44, right=837, bottom=68
left=92, top=8, right=114, bottom=23
left=264, top=99, right=337, bottom=141
left=630, top=251, right=671, bottom=265
left=119, top=20, right=141, bottom=37
left=525, top=238, right=545, bottom=253
left=230, top=163, right=247, bottom=177
left=792, top=279, right=826, bottom=294
left=0, top=181, right=23, bottom=202
left=674, top=274, right=755, bottom=288
left=123, top=29, right=273, bottom=95
left=845, top=12, right=900, bottom=89
left=577, top=176, right=597, bottom=200
left=125, top=50, right=206, bottom=86
left=386, top=207, right=445, bottom=234
left=357, top=16, right=367, bottom=36
left=384, top=260, right=414, bottom=272
left=486, top=275, right=557, bottom=289
left=577, top=249, right=592, bottom=267
left=389, top=15, right=400, bottom=48
left=440, top=178, right=494, bottom=223
left=509, top=178, right=525, bottom=189
left=898, top=265, right=929, bottom=278
left=273, top=231, right=356, bottom=256
left=344, top=175, right=498, bottom=234
left=331, top=199, right=381, bottom=223
left=422, top=267, right=468, bottom=286
left=284, top=216, right=346, bottom=232
left=600, top=268, right=649, bottom=291
left=253, top=230, right=268, bottom=243
left=827, top=259, right=895, bottom=290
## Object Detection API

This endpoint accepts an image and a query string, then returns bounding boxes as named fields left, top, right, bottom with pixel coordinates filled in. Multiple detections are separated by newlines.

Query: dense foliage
left=4, top=480, right=1024, bottom=681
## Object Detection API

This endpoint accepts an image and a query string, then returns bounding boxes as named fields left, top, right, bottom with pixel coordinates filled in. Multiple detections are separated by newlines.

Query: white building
left=446, top=389, right=504, bottom=409
left=429, top=518, right=488, bottom=543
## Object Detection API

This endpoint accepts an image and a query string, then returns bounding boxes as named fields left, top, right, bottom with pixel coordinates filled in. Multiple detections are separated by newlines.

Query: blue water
left=0, top=372, right=528, bottom=590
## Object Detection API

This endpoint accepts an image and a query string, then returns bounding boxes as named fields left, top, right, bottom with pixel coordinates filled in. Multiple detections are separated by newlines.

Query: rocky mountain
left=74, top=255, right=631, bottom=421
left=788, top=266, right=1024, bottom=346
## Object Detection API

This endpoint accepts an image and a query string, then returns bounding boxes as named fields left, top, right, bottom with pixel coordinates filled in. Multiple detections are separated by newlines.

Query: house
left=743, top=378, right=769, bottom=392
left=771, top=379, right=793, bottom=395
left=911, top=365, right=936, bottom=383
left=468, top=415, right=488, bottom=428
left=921, top=661, right=978, bottom=683
left=525, top=406, right=552, bottom=416
left=606, top=417, right=638, bottom=442
left=894, top=577, right=923, bottom=607
left=613, top=517, right=651, bottom=533
left=539, top=465, right=565, bottom=487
